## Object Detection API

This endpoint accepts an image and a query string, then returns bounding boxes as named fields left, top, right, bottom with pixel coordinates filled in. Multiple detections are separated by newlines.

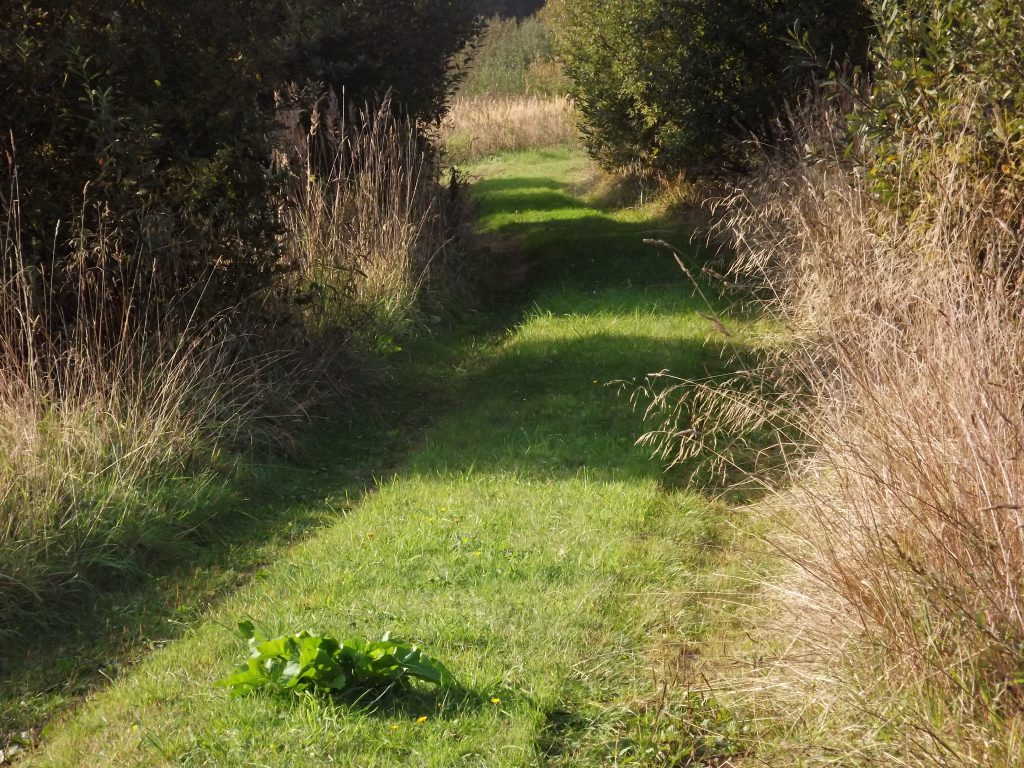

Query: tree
left=275, top=0, right=481, bottom=126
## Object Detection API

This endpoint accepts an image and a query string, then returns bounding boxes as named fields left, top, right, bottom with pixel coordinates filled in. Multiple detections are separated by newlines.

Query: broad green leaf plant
left=219, top=621, right=456, bottom=698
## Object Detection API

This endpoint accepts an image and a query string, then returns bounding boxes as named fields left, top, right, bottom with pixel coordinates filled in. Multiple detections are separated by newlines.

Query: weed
left=632, top=695, right=749, bottom=766
left=219, top=622, right=455, bottom=698
left=282, top=95, right=471, bottom=334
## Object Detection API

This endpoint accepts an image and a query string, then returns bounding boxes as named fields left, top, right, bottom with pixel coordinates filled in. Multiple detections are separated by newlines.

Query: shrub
left=0, top=0, right=479, bottom=323
left=0, top=1, right=280, bottom=314
left=855, top=0, right=1024, bottom=217
left=555, top=0, right=871, bottom=175
left=274, top=0, right=481, bottom=128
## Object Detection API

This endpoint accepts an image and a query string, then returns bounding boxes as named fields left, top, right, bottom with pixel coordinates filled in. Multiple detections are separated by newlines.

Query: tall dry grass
left=441, top=95, right=578, bottom=163
left=640, top=100, right=1024, bottom=764
left=284, top=97, right=469, bottom=332
left=0, top=97, right=470, bottom=632
left=0, top=195, right=273, bottom=624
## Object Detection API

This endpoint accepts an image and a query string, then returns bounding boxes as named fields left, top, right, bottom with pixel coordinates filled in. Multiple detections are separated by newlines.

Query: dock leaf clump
left=219, top=622, right=455, bottom=698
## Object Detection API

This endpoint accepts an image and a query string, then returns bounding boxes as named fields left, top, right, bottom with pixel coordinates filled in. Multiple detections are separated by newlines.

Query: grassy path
left=26, top=150, right=756, bottom=766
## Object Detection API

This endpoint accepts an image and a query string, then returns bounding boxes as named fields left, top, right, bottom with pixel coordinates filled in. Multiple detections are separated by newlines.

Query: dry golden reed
left=283, top=96, right=467, bottom=331
left=640, top=97, right=1024, bottom=765
left=440, top=95, right=578, bottom=163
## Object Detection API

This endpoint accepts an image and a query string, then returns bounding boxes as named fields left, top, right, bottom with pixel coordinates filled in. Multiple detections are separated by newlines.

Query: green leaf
left=218, top=624, right=456, bottom=698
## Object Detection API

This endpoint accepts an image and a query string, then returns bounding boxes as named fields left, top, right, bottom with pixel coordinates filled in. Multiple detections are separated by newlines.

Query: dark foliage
left=477, top=0, right=547, bottom=18
left=0, top=1, right=278, bottom=314
left=0, top=0, right=479, bottom=319
left=276, top=0, right=481, bottom=127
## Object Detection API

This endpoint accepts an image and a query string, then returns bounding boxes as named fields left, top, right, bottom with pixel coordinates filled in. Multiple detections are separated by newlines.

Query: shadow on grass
left=472, top=172, right=731, bottom=306
left=419, top=170, right=774, bottom=496
left=0, top=372, right=457, bottom=743
left=337, top=682, right=494, bottom=720
left=1, top=154, right=769, bottom=747
left=537, top=706, right=594, bottom=759
left=405, top=328, right=786, bottom=505
left=239, top=680, right=528, bottom=726
left=408, top=331, right=742, bottom=482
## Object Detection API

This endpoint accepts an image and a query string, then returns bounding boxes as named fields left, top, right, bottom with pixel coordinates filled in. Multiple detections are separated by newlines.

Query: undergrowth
left=636, top=94, right=1024, bottom=765
left=0, top=98, right=473, bottom=638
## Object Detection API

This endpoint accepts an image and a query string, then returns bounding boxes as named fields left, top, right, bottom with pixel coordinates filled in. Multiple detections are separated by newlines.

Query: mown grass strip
left=25, top=150, right=761, bottom=766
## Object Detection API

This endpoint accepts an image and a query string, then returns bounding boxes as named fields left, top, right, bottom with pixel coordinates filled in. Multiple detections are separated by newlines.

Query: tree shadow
left=0, top=380, right=451, bottom=744
left=408, top=331, right=744, bottom=484
left=1, top=159, right=768, bottom=748
left=330, top=682, right=493, bottom=720
left=472, top=172, right=734, bottom=307
left=452, top=166, right=781, bottom=501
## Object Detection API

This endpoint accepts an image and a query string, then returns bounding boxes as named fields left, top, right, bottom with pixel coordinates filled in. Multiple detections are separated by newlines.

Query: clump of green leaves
left=219, top=622, right=456, bottom=698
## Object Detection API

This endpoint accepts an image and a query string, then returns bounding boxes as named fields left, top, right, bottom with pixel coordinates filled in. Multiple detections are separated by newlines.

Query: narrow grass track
left=26, top=150, right=760, bottom=766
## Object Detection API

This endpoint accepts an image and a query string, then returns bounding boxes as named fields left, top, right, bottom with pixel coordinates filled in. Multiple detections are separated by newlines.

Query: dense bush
left=555, top=0, right=871, bottom=175
left=0, top=3, right=480, bottom=631
left=276, top=0, right=481, bottom=127
left=0, top=1, right=278, bottom=314
left=0, top=0, right=479, bottom=321
left=856, top=0, right=1024, bottom=212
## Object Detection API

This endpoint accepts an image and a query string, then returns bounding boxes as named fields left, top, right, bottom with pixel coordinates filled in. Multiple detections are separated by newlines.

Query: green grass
left=21, top=149, right=762, bottom=766
left=0, top=399, right=436, bottom=750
